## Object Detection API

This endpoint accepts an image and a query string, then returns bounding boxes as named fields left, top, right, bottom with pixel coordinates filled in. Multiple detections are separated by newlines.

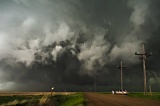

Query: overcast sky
left=0, top=0, right=160, bottom=92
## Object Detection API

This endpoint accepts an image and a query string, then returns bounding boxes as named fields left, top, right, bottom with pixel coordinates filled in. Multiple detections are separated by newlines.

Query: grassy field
left=127, top=92, right=160, bottom=100
left=53, top=92, right=86, bottom=106
left=0, top=92, right=86, bottom=106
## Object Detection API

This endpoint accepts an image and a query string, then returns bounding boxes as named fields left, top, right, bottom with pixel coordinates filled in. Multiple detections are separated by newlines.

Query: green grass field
left=127, top=92, right=160, bottom=101
left=0, top=92, right=86, bottom=106
left=53, top=92, right=86, bottom=106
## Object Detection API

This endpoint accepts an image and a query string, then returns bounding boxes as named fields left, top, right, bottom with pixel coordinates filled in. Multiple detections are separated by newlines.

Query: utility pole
left=149, top=86, right=152, bottom=96
left=94, top=82, right=96, bottom=92
left=117, top=61, right=126, bottom=91
left=135, top=44, right=152, bottom=95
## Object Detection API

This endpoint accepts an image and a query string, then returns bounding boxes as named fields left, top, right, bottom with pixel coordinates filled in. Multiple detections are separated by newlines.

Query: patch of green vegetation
left=127, top=92, right=160, bottom=101
left=52, top=92, right=86, bottom=106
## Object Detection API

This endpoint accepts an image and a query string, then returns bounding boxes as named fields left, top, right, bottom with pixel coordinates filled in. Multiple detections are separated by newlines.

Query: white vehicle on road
left=115, top=90, right=129, bottom=95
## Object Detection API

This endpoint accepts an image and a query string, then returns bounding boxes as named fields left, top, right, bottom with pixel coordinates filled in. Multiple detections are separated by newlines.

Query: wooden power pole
left=117, top=61, right=126, bottom=90
left=94, top=82, right=96, bottom=92
left=135, top=44, right=152, bottom=95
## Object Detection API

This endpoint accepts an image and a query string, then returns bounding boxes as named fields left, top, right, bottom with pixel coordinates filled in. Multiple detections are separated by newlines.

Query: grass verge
left=53, top=92, right=86, bottom=106
left=127, top=92, right=160, bottom=101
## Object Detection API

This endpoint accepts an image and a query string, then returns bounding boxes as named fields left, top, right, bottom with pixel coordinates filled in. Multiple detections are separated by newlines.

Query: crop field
left=0, top=92, right=85, bottom=106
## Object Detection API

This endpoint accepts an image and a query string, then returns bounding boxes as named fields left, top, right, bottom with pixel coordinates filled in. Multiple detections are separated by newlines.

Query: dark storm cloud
left=0, top=0, right=160, bottom=91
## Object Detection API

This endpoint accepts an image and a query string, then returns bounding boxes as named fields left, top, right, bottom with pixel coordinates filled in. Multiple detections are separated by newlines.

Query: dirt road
left=84, top=93, right=160, bottom=106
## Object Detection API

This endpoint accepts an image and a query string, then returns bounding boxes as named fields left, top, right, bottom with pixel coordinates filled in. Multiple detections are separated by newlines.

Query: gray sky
left=0, top=0, right=160, bottom=92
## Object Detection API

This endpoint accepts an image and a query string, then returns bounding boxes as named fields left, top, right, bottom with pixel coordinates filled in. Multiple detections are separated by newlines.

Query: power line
left=117, top=61, right=126, bottom=91
left=135, top=44, right=152, bottom=95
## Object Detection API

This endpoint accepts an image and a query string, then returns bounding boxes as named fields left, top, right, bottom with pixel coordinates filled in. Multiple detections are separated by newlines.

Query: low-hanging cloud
left=0, top=0, right=159, bottom=91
